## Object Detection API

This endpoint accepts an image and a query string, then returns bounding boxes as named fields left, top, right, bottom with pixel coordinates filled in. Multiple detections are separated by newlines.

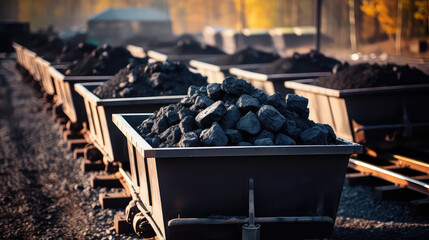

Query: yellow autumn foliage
left=360, top=0, right=397, bottom=35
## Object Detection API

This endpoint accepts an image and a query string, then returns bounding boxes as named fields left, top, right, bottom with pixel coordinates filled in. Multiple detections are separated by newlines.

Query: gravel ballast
left=2, top=55, right=429, bottom=239
left=0, top=57, right=138, bottom=239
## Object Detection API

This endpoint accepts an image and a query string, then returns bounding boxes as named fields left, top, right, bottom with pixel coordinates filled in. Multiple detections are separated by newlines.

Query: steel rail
left=349, top=158, right=429, bottom=196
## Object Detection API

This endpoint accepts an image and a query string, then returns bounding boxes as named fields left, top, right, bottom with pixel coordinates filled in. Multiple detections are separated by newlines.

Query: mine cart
left=113, top=113, right=362, bottom=240
left=12, top=42, right=25, bottom=67
left=230, top=67, right=331, bottom=96
left=75, top=82, right=184, bottom=163
left=285, top=79, right=429, bottom=148
left=48, top=67, right=112, bottom=123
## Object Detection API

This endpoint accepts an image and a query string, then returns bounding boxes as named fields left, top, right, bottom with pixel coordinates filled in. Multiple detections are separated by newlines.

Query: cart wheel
left=125, top=200, right=139, bottom=224
left=84, top=144, right=102, bottom=161
left=133, top=213, right=156, bottom=238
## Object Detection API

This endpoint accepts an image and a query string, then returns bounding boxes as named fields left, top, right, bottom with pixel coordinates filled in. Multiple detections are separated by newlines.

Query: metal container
left=284, top=79, right=429, bottom=148
left=75, top=82, right=184, bottom=163
left=230, top=67, right=331, bottom=96
left=113, top=113, right=362, bottom=240
left=126, top=44, right=147, bottom=58
left=36, top=57, right=70, bottom=96
left=49, top=67, right=112, bottom=123
left=147, top=50, right=224, bottom=65
left=189, top=60, right=265, bottom=84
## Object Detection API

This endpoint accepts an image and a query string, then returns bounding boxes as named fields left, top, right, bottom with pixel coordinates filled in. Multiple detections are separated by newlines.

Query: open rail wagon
left=113, top=113, right=362, bottom=240
left=284, top=79, right=429, bottom=149
left=146, top=49, right=225, bottom=65
left=75, top=82, right=184, bottom=164
left=48, top=66, right=112, bottom=124
left=230, top=67, right=331, bottom=96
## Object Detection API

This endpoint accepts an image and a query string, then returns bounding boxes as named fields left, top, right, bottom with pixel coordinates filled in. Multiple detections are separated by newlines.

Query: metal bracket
left=242, top=178, right=261, bottom=240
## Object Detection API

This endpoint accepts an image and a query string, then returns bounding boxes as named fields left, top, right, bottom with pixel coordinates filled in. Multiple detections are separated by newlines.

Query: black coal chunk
left=178, top=132, right=201, bottom=147
left=195, top=95, right=215, bottom=108
left=299, top=125, right=329, bottom=145
left=166, top=110, right=180, bottom=125
left=255, top=130, right=275, bottom=141
left=137, top=118, right=154, bottom=136
left=221, top=76, right=254, bottom=96
left=236, top=94, right=261, bottom=113
left=236, top=112, right=261, bottom=135
left=225, top=129, right=243, bottom=144
left=179, top=116, right=196, bottom=134
left=179, top=97, right=194, bottom=107
left=178, top=109, right=197, bottom=120
left=195, top=100, right=227, bottom=128
left=188, top=85, right=200, bottom=97
left=275, top=133, right=296, bottom=145
left=200, top=122, right=228, bottom=146
left=282, top=120, right=301, bottom=139
left=159, top=125, right=182, bottom=145
left=238, top=142, right=253, bottom=146
left=151, top=136, right=161, bottom=147
left=266, top=93, right=287, bottom=114
left=254, top=138, right=274, bottom=146
left=151, top=115, right=169, bottom=134
left=221, top=105, right=241, bottom=129
left=286, top=94, right=308, bottom=115
left=318, top=123, right=337, bottom=144
left=207, top=83, right=223, bottom=100
left=257, top=105, right=286, bottom=132
left=249, top=88, right=268, bottom=104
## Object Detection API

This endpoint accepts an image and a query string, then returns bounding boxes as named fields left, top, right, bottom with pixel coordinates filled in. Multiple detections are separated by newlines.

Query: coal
left=286, top=94, right=308, bottom=116
left=249, top=88, right=268, bottom=104
left=222, top=76, right=254, bottom=95
left=299, top=125, right=329, bottom=145
left=257, top=50, right=341, bottom=74
left=166, top=111, right=180, bottom=125
left=225, top=129, right=243, bottom=144
left=255, top=130, right=275, bottom=142
left=178, top=132, right=201, bottom=147
left=55, top=42, right=96, bottom=63
left=34, top=37, right=65, bottom=62
left=195, top=100, right=227, bottom=128
left=315, top=63, right=429, bottom=90
left=238, top=142, right=253, bottom=146
left=266, top=93, right=287, bottom=114
left=159, top=125, right=182, bottom=145
left=136, top=76, right=337, bottom=148
left=275, top=133, right=296, bottom=145
left=206, top=83, right=223, bottom=100
left=65, top=45, right=135, bottom=76
left=194, top=95, right=214, bottom=108
left=214, top=47, right=279, bottom=65
left=257, top=105, right=285, bottom=132
left=200, top=122, right=228, bottom=146
left=236, top=112, right=261, bottom=135
left=254, top=138, right=274, bottom=146
left=92, top=60, right=207, bottom=99
left=221, top=105, right=241, bottom=129
left=236, top=94, right=261, bottom=113
left=179, top=116, right=196, bottom=134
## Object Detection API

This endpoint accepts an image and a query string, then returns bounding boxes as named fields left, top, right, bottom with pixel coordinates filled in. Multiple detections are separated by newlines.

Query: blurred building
left=87, top=7, right=172, bottom=45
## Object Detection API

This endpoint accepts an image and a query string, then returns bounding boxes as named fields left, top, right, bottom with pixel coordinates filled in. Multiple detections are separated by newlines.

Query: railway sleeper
left=114, top=214, right=134, bottom=234
left=99, top=192, right=132, bottom=209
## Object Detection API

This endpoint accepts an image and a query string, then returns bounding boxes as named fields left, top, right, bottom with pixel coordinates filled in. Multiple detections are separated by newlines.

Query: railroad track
left=346, top=148, right=429, bottom=215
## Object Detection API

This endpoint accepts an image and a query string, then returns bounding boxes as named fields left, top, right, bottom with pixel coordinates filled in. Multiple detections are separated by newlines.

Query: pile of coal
left=214, top=47, right=279, bottom=65
left=65, top=45, right=136, bottom=76
left=136, top=76, right=336, bottom=148
left=92, top=59, right=207, bottom=99
left=315, top=63, right=429, bottom=90
left=257, top=50, right=341, bottom=74
left=33, top=37, right=65, bottom=62
left=55, top=42, right=96, bottom=63
left=167, top=35, right=224, bottom=55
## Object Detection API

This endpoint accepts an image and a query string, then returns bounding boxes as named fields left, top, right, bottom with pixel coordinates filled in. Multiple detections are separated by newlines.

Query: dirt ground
left=0, top=55, right=428, bottom=239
